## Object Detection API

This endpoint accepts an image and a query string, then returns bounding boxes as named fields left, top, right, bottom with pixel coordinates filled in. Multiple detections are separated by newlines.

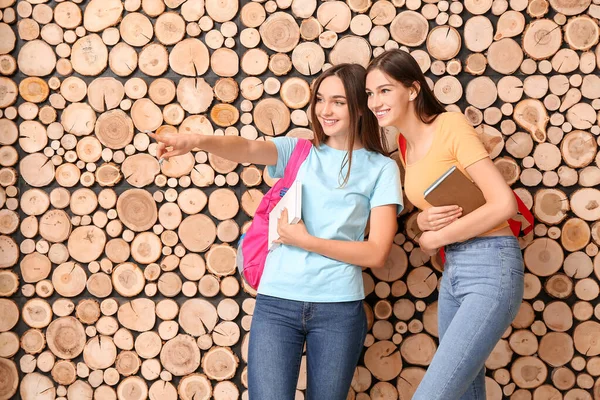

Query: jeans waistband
left=445, top=235, right=519, bottom=251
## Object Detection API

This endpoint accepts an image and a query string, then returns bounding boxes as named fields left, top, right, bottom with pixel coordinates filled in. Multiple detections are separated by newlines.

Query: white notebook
left=268, top=180, right=302, bottom=250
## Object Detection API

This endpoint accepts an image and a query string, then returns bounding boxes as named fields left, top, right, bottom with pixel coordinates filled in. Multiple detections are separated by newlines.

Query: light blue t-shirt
left=258, top=137, right=403, bottom=302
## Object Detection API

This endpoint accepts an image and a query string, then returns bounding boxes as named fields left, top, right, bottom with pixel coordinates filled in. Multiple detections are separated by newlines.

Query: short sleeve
left=371, top=160, right=404, bottom=215
left=447, top=113, right=489, bottom=168
left=267, top=137, right=299, bottom=178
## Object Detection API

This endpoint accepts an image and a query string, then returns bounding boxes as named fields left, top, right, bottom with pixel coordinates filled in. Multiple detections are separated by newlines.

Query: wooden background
left=1, top=0, right=600, bottom=399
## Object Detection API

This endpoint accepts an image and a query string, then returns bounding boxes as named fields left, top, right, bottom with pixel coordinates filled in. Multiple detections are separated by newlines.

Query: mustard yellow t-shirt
left=400, top=112, right=509, bottom=233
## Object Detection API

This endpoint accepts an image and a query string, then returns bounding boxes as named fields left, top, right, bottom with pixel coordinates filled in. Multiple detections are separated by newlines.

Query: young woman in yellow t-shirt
left=365, top=49, right=524, bottom=400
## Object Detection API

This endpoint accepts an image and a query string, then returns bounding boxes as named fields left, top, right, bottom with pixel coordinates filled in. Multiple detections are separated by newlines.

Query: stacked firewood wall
left=1, top=0, right=600, bottom=399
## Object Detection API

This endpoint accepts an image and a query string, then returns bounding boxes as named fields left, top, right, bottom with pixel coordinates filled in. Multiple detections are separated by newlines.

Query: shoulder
left=269, top=136, right=300, bottom=156
left=437, top=112, right=477, bottom=141
left=363, top=150, right=394, bottom=164
left=437, top=111, right=471, bottom=131
left=369, top=153, right=400, bottom=175
left=270, top=136, right=299, bottom=147
left=350, top=150, right=396, bottom=175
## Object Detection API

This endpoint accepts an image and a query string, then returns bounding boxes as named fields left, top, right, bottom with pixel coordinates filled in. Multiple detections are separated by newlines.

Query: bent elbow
left=492, top=191, right=518, bottom=222
left=369, top=253, right=389, bottom=269
left=505, top=194, right=518, bottom=219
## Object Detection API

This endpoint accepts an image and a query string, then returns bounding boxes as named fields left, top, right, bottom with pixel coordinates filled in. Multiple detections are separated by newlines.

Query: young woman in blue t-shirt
left=150, top=63, right=402, bottom=400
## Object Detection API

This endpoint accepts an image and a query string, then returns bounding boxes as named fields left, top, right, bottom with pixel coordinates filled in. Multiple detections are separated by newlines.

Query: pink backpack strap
left=280, top=139, right=312, bottom=193
left=238, top=138, right=312, bottom=289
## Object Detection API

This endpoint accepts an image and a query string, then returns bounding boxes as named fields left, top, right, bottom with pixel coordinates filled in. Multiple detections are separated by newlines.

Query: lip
left=374, top=109, right=390, bottom=119
left=320, top=118, right=339, bottom=126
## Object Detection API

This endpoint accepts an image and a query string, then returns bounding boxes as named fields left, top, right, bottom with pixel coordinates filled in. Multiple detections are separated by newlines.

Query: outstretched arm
left=275, top=205, right=398, bottom=269
left=149, top=132, right=278, bottom=166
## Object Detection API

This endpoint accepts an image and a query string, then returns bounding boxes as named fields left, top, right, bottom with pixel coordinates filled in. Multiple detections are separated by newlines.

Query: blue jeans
left=413, top=236, right=524, bottom=400
left=248, top=294, right=367, bottom=400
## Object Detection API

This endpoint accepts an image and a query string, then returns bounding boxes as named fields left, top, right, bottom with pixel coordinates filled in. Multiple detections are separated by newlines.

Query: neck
left=325, top=134, right=363, bottom=151
left=391, top=111, right=433, bottom=147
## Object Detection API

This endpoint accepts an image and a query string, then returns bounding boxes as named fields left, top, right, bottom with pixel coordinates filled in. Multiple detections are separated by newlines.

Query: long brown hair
left=309, top=63, right=387, bottom=186
left=367, top=49, right=445, bottom=124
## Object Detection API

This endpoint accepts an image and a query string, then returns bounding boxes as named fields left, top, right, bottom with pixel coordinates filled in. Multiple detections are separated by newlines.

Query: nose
left=321, top=101, right=333, bottom=115
left=369, top=93, right=381, bottom=110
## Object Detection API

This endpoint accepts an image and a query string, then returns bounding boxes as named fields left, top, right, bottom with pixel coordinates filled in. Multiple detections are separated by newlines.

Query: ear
left=411, top=81, right=421, bottom=98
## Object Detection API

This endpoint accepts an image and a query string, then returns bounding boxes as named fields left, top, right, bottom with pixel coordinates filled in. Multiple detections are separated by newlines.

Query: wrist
left=297, top=232, right=314, bottom=250
left=193, top=134, right=204, bottom=149
left=416, top=212, right=426, bottom=231
left=433, top=229, right=448, bottom=248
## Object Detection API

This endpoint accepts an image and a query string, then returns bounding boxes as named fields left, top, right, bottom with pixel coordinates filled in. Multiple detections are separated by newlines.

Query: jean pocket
left=509, top=269, right=524, bottom=319
left=500, top=247, right=524, bottom=275
left=499, top=247, right=524, bottom=319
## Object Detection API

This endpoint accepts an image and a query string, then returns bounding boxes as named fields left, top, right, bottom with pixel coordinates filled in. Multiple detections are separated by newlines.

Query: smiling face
left=314, top=76, right=351, bottom=140
left=365, top=68, right=416, bottom=128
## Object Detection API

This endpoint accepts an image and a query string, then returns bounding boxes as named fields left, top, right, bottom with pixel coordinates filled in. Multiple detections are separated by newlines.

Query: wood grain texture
left=3, top=0, right=600, bottom=398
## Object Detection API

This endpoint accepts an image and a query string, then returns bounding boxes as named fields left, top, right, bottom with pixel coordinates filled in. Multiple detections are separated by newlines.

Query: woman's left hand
left=274, top=208, right=310, bottom=248
left=418, top=231, right=442, bottom=257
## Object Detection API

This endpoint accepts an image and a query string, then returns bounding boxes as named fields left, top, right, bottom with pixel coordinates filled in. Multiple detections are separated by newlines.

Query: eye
left=382, top=88, right=390, bottom=93
left=316, top=97, right=323, bottom=103
left=335, top=101, right=345, bottom=106
left=366, top=92, right=373, bottom=97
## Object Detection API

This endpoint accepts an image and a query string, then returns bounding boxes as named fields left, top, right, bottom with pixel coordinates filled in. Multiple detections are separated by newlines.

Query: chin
left=377, top=112, right=401, bottom=128
left=375, top=115, right=393, bottom=127
left=323, top=130, right=342, bottom=138
left=321, top=124, right=345, bottom=136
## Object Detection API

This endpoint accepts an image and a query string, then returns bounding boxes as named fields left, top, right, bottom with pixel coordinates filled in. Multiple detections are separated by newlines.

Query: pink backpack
left=237, top=139, right=313, bottom=289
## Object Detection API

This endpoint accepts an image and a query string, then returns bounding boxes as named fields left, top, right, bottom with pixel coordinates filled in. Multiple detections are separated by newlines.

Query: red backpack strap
left=518, top=195, right=534, bottom=235
left=280, top=139, right=312, bottom=195
left=509, top=192, right=534, bottom=236
left=507, top=219, right=522, bottom=237
left=398, top=134, right=407, bottom=164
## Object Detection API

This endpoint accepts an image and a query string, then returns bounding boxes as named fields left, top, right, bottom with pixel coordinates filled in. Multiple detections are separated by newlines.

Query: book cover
left=268, top=180, right=302, bottom=250
left=424, top=166, right=486, bottom=215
